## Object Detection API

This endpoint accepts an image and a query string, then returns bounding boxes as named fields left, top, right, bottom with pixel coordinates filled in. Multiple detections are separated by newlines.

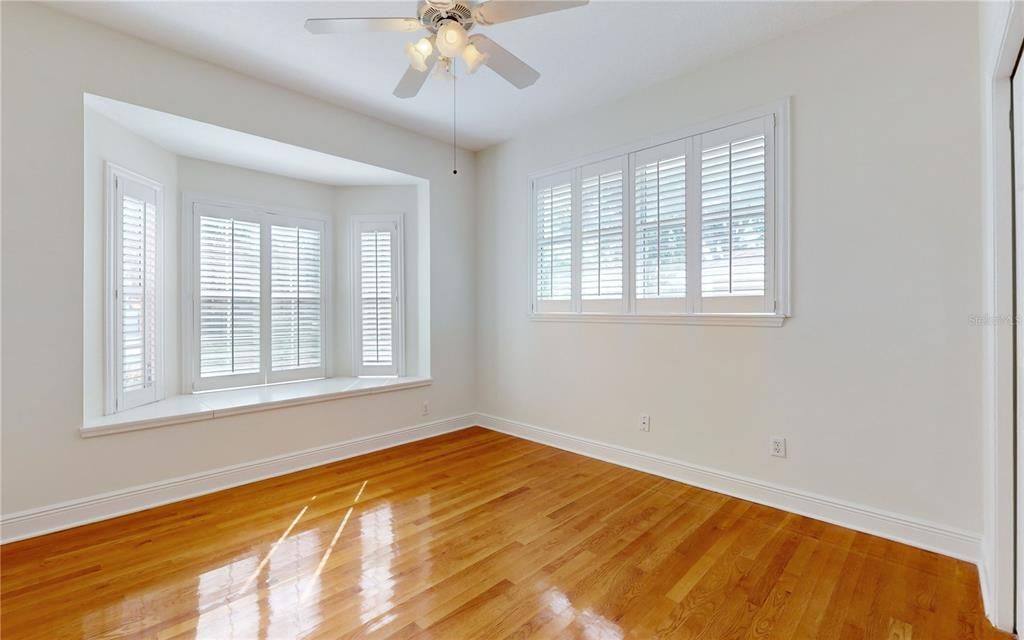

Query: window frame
left=528, top=99, right=790, bottom=327
left=351, top=214, right=406, bottom=378
left=105, top=162, right=164, bottom=414
left=181, top=193, right=330, bottom=393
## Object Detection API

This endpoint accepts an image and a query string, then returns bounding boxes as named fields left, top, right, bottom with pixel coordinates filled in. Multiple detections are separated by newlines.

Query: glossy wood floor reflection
left=0, top=428, right=1009, bottom=639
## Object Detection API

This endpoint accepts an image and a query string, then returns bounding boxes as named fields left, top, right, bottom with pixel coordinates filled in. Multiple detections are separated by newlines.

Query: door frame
left=989, top=2, right=1024, bottom=634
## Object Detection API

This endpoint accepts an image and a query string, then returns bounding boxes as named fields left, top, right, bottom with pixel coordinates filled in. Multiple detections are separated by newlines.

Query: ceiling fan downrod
left=452, top=63, right=458, bottom=176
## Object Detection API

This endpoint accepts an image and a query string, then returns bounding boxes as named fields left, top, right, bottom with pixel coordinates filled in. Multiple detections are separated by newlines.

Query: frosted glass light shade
left=436, top=21, right=469, bottom=57
left=405, top=37, right=433, bottom=71
left=461, top=43, right=488, bottom=74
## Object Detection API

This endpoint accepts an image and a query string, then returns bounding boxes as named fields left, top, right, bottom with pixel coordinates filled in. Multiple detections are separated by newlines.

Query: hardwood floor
left=0, top=427, right=1010, bottom=639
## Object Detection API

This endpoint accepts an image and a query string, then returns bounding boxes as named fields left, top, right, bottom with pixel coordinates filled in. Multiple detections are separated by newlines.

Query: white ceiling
left=58, top=1, right=853, bottom=150
left=86, top=94, right=417, bottom=185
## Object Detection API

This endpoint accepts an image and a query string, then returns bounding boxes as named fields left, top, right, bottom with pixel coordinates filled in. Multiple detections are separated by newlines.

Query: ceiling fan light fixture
left=436, top=20, right=469, bottom=57
left=405, top=37, right=433, bottom=72
left=461, top=43, right=488, bottom=74
left=414, top=37, right=434, bottom=57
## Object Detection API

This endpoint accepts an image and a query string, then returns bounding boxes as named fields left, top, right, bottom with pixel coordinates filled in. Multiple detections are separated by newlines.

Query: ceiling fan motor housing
left=419, top=1, right=475, bottom=33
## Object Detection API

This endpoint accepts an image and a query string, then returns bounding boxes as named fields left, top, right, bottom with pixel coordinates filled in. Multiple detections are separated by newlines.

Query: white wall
left=83, top=108, right=179, bottom=417
left=476, top=2, right=983, bottom=536
left=1, top=2, right=476, bottom=514
left=178, top=156, right=336, bottom=214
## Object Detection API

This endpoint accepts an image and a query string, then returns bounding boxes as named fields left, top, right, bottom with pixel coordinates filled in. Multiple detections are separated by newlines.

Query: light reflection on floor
left=188, top=482, right=382, bottom=638
left=542, top=588, right=624, bottom=640
left=359, top=503, right=397, bottom=630
left=195, top=555, right=260, bottom=639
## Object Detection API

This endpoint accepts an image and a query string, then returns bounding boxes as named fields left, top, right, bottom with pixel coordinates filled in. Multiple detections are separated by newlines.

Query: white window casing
left=183, top=195, right=328, bottom=393
left=352, top=214, right=405, bottom=377
left=106, top=163, right=163, bottom=414
left=528, top=100, right=789, bottom=326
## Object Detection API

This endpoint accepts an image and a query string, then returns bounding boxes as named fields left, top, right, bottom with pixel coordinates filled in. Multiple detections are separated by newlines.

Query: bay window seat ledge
left=81, top=376, right=432, bottom=438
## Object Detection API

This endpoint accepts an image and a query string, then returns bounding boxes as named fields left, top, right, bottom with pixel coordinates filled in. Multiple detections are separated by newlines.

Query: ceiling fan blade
left=304, top=18, right=421, bottom=34
left=393, top=53, right=440, bottom=98
left=469, top=34, right=540, bottom=89
left=472, top=0, right=588, bottom=26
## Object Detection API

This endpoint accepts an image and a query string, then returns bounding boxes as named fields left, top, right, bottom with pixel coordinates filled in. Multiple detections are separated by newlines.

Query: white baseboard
left=0, top=413, right=478, bottom=544
left=475, top=413, right=982, bottom=564
left=978, top=541, right=1015, bottom=633
left=979, top=555, right=994, bottom=628
left=3, top=411, right=985, bottom=568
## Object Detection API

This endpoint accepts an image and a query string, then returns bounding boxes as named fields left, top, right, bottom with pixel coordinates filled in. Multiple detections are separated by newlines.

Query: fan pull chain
left=452, top=62, right=458, bottom=175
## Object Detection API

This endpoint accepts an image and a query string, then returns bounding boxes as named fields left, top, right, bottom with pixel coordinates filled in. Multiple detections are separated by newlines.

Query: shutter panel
left=700, top=117, right=771, bottom=313
left=271, top=224, right=323, bottom=377
left=113, top=172, right=160, bottom=412
left=197, top=212, right=262, bottom=384
left=634, top=139, right=688, bottom=314
left=580, top=158, right=625, bottom=312
left=356, top=218, right=400, bottom=376
left=534, top=172, right=573, bottom=312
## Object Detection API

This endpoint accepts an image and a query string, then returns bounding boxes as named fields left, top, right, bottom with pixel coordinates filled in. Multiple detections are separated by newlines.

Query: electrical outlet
left=421, top=401, right=430, bottom=417
left=770, top=437, right=787, bottom=458
left=640, top=415, right=651, bottom=432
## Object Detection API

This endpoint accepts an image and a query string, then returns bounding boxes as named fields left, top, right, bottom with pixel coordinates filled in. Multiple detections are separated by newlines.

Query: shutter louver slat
left=701, top=134, right=766, bottom=298
left=581, top=169, right=624, bottom=301
left=199, top=216, right=261, bottom=378
left=271, top=225, right=322, bottom=372
left=635, top=153, right=686, bottom=300
left=535, top=181, right=573, bottom=301
left=360, top=229, right=395, bottom=370
left=120, top=193, right=158, bottom=396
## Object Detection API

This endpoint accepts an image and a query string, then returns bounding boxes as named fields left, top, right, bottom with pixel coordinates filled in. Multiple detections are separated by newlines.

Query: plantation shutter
left=633, top=139, right=689, bottom=314
left=113, top=173, right=160, bottom=411
left=580, top=158, right=626, bottom=313
left=534, top=171, right=574, bottom=313
left=196, top=205, right=263, bottom=388
left=699, top=116, right=774, bottom=313
left=356, top=217, right=401, bottom=376
left=270, top=223, right=324, bottom=380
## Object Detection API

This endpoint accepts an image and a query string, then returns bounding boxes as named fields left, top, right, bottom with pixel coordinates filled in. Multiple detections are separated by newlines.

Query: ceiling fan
left=305, top=0, right=589, bottom=99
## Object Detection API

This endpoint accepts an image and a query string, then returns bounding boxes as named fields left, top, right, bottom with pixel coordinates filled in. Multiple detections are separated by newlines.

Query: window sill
left=81, top=376, right=432, bottom=438
left=529, top=312, right=787, bottom=327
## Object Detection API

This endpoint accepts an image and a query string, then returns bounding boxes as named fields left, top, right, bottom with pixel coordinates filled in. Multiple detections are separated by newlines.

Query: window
left=187, top=199, right=327, bottom=392
left=580, top=158, right=626, bottom=313
left=106, top=164, right=162, bottom=413
left=635, top=139, right=688, bottom=314
left=534, top=172, right=573, bottom=313
left=271, top=224, right=323, bottom=373
left=353, top=215, right=404, bottom=377
left=529, top=102, right=788, bottom=324
left=699, top=118, right=771, bottom=313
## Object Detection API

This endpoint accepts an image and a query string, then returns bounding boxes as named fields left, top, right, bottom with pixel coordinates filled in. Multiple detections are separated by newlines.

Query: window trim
left=181, top=192, right=331, bottom=393
left=351, top=214, right=406, bottom=378
left=105, top=162, right=164, bottom=415
left=528, top=98, right=791, bottom=326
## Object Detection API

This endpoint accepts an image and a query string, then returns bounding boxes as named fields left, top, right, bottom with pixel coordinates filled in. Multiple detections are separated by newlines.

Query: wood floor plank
left=0, top=427, right=1009, bottom=639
